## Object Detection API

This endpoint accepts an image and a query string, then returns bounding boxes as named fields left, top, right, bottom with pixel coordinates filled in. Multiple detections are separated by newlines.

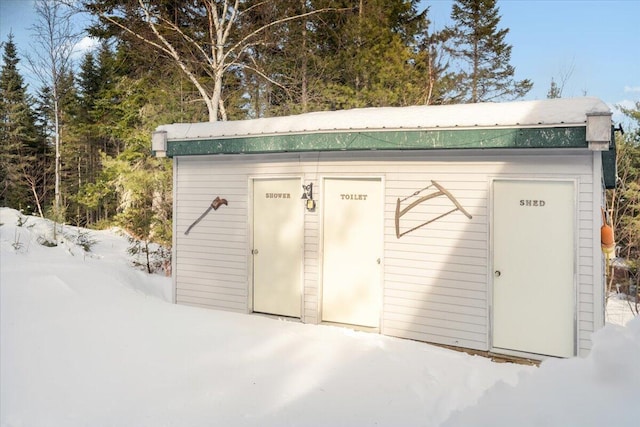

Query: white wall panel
left=173, top=150, right=599, bottom=358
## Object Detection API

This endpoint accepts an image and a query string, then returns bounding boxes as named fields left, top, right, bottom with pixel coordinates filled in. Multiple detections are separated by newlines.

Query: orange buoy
left=601, top=209, right=615, bottom=257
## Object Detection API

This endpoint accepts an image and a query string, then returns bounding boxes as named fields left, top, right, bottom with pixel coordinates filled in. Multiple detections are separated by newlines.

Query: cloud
left=610, top=100, right=638, bottom=129
left=72, top=36, right=99, bottom=57
left=624, top=86, right=640, bottom=93
left=615, top=99, right=636, bottom=110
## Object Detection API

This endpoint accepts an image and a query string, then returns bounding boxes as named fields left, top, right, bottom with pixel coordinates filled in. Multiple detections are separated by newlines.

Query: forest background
left=1, top=0, right=638, bottom=285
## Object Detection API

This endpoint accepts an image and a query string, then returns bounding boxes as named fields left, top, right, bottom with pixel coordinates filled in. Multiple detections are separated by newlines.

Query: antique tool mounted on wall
left=395, top=180, right=472, bottom=239
left=184, top=196, right=228, bottom=235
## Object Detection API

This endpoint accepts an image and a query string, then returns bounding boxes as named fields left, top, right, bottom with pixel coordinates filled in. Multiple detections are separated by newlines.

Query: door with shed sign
left=321, top=177, right=383, bottom=328
left=492, top=179, right=575, bottom=357
left=252, top=178, right=303, bottom=318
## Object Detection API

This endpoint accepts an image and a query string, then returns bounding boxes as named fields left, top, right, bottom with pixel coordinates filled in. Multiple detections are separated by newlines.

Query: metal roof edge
left=163, top=122, right=587, bottom=143
left=156, top=97, right=609, bottom=143
left=165, top=126, right=588, bottom=157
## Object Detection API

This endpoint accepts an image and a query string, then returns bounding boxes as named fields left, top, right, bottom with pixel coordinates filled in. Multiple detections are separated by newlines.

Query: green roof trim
left=602, top=128, right=617, bottom=189
left=166, top=127, right=587, bottom=157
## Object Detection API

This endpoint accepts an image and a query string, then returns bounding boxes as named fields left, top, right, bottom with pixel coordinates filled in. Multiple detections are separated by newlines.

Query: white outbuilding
left=153, top=97, right=616, bottom=360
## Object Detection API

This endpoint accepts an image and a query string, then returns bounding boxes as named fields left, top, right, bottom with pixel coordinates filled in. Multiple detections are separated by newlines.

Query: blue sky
left=424, top=0, right=639, bottom=126
left=1, top=0, right=638, bottom=126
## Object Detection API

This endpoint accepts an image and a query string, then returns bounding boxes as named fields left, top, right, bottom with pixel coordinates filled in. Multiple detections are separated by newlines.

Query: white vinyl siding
left=174, top=157, right=249, bottom=312
left=173, top=150, right=598, bottom=357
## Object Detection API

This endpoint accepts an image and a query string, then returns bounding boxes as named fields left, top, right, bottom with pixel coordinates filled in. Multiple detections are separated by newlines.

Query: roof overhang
left=152, top=97, right=612, bottom=158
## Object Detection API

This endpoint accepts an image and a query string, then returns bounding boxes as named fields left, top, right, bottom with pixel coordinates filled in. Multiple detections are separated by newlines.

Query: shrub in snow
left=15, top=214, right=29, bottom=228
left=127, top=236, right=171, bottom=275
left=36, top=234, right=57, bottom=247
left=64, top=228, right=97, bottom=253
left=11, top=229, right=24, bottom=251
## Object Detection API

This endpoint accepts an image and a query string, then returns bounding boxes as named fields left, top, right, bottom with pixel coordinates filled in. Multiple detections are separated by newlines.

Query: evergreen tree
left=0, top=34, right=43, bottom=213
left=0, top=34, right=25, bottom=206
left=33, top=85, right=55, bottom=214
left=56, top=68, right=82, bottom=222
left=547, top=78, right=561, bottom=99
left=412, top=7, right=456, bottom=105
left=276, top=0, right=431, bottom=111
left=77, top=51, right=100, bottom=120
left=446, top=0, right=532, bottom=103
left=609, top=102, right=640, bottom=266
left=73, top=51, right=102, bottom=223
left=232, top=0, right=451, bottom=113
left=238, top=0, right=316, bottom=117
left=71, top=42, right=176, bottom=251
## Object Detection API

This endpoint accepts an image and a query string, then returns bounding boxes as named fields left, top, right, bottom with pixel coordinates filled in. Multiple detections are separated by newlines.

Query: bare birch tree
left=82, top=0, right=345, bottom=122
left=27, top=0, right=80, bottom=217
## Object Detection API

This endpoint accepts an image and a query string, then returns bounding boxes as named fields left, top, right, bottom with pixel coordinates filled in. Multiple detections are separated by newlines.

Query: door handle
left=252, top=249, right=259, bottom=255
left=494, top=270, right=501, bottom=277
left=377, top=258, right=381, bottom=265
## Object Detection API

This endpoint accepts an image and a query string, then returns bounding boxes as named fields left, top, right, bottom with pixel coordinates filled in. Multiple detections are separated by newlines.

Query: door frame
left=248, top=176, right=305, bottom=318
left=318, top=175, right=385, bottom=331
left=488, top=177, right=579, bottom=358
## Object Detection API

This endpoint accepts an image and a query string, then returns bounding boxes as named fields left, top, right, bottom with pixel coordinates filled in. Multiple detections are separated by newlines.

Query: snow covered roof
left=157, top=97, right=611, bottom=141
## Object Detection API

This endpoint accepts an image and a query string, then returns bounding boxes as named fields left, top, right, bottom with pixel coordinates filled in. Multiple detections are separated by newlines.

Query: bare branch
left=243, top=63, right=290, bottom=93
left=27, top=0, right=82, bottom=214
left=96, top=13, right=170, bottom=56
left=223, top=7, right=349, bottom=66
left=135, top=1, right=215, bottom=114
left=155, top=15, right=215, bottom=69
left=85, top=2, right=347, bottom=121
left=220, top=1, right=240, bottom=52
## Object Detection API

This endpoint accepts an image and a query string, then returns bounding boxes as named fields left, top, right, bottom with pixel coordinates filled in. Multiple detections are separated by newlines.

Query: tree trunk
left=209, top=73, right=223, bottom=122
left=145, top=240, right=152, bottom=274
left=300, top=0, right=308, bottom=112
left=54, top=96, right=61, bottom=215
left=28, top=179, right=44, bottom=218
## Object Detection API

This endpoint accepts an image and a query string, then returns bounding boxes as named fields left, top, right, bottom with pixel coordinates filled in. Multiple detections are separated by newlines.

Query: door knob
left=252, top=249, right=259, bottom=255
left=494, top=270, right=501, bottom=277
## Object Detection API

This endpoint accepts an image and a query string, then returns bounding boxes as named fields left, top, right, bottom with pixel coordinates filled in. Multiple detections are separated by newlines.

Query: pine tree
left=74, top=51, right=102, bottom=223
left=55, top=69, right=82, bottom=223
left=412, top=7, right=457, bottom=105
left=33, top=85, right=55, bottom=214
left=304, top=0, right=429, bottom=110
left=610, top=103, right=640, bottom=265
left=447, top=0, right=532, bottom=103
left=71, top=41, right=175, bottom=249
left=0, top=34, right=43, bottom=213
left=0, top=34, right=24, bottom=206
left=547, top=78, right=561, bottom=99
left=238, top=0, right=319, bottom=117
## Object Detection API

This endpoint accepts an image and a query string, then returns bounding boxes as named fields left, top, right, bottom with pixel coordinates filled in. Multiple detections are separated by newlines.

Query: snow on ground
left=606, top=293, right=638, bottom=328
left=0, top=208, right=638, bottom=427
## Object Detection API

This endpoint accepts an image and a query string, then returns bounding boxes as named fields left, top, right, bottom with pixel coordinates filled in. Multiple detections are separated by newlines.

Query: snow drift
left=0, top=208, right=637, bottom=426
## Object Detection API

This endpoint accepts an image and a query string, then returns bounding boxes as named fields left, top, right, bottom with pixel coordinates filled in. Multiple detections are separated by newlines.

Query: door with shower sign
left=252, top=178, right=303, bottom=318
left=321, top=177, right=383, bottom=328
left=492, top=179, right=575, bottom=357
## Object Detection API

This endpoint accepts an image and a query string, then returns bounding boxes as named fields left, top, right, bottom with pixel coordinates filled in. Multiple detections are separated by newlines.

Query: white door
left=252, top=178, right=303, bottom=318
left=492, top=180, right=575, bottom=357
left=322, top=178, right=383, bottom=328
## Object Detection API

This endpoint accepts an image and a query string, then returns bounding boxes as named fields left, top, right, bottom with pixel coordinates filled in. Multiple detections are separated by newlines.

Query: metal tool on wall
left=184, top=196, right=228, bottom=235
left=395, top=180, right=472, bottom=238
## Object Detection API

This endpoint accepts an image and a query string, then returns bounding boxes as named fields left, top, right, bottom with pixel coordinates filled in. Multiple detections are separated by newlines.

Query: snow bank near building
left=443, top=318, right=640, bottom=426
left=0, top=208, right=637, bottom=427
